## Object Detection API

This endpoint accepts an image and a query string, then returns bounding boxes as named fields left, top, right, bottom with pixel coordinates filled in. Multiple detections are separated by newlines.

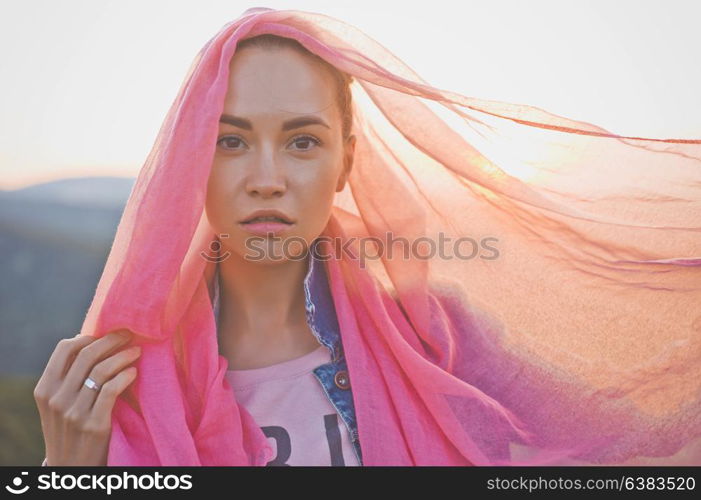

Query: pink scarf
left=79, top=7, right=701, bottom=465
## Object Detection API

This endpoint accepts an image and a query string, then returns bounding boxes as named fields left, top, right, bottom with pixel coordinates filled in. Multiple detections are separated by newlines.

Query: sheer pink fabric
left=78, top=7, right=701, bottom=465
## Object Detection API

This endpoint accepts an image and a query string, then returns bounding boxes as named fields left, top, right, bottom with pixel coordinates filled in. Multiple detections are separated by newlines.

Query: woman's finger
left=60, top=330, right=134, bottom=396
left=71, top=345, right=142, bottom=415
left=35, top=334, right=96, bottom=400
left=89, top=367, right=138, bottom=432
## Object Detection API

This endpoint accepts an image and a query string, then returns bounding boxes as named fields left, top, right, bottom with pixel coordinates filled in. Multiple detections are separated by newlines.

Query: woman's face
left=206, top=45, right=355, bottom=263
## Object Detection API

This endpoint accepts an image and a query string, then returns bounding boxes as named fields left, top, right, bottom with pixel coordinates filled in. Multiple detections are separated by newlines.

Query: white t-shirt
left=224, top=344, right=360, bottom=466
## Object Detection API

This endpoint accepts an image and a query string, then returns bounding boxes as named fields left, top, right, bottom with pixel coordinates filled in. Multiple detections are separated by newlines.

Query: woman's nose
left=245, top=156, right=287, bottom=198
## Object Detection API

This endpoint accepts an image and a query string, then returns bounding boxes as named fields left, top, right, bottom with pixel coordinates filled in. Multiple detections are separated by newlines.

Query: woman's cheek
left=205, top=191, right=232, bottom=233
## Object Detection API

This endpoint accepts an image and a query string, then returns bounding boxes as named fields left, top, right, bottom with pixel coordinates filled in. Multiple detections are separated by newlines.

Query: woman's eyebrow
left=219, top=114, right=330, bottom=131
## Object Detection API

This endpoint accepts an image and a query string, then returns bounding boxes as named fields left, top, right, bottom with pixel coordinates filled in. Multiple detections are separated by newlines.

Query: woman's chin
left=235, top=234, right=312, bottom=264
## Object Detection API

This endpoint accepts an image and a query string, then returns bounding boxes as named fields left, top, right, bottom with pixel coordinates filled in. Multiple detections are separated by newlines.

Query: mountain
left=0, top=176, right=135, bottom=375
left=1, top=176, right=135, bottom=209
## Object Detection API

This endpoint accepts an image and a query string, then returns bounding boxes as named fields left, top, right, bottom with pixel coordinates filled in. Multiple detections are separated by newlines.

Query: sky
left=1, top=0, right=700, bottom=189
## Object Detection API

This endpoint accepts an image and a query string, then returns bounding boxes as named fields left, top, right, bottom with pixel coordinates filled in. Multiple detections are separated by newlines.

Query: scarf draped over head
left=78, top=6, right=701, bottom=465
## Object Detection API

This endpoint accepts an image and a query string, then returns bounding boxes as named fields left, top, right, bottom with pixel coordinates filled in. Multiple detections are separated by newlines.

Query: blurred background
left=1, top=0, right=700, bottom=465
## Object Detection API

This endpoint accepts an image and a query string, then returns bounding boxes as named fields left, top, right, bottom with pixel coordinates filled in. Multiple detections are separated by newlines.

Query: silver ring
left=83, top=376, right=100, bottom=391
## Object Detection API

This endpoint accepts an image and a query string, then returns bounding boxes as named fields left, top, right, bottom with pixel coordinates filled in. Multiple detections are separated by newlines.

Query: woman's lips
left=239, top=220, right=294, bottom=236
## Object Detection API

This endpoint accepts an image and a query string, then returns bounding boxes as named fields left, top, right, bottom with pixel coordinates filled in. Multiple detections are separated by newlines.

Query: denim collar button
left=334, top=369, right=350, bottom=390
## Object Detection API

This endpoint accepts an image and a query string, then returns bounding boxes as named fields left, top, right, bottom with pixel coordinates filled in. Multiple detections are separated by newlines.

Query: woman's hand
left=33, top=330, right=141, bottom=466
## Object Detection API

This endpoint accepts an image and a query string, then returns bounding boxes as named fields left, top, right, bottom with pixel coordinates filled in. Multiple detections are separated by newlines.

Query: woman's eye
left=289, top=135, right=321, bottom=151
left=217, top=135, right=247, bottom=150
left=216, top=134, right=320, bottom=152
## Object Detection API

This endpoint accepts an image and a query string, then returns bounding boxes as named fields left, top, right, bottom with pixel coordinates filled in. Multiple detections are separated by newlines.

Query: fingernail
left=119, top=330, right=132, bottom=338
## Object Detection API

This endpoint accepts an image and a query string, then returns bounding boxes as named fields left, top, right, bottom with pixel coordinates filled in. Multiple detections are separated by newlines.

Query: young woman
left=34, top=7, right=701, bottom=466
left=207, top=33, right=362, bottom=465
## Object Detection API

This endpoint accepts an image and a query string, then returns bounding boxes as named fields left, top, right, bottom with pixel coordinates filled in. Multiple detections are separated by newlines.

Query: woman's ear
left=337, top=134, right=356, bottom=192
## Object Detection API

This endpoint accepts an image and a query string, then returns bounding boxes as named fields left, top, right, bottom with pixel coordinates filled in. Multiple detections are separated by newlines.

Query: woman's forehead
left=224, top=47, right=337, bottom=119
